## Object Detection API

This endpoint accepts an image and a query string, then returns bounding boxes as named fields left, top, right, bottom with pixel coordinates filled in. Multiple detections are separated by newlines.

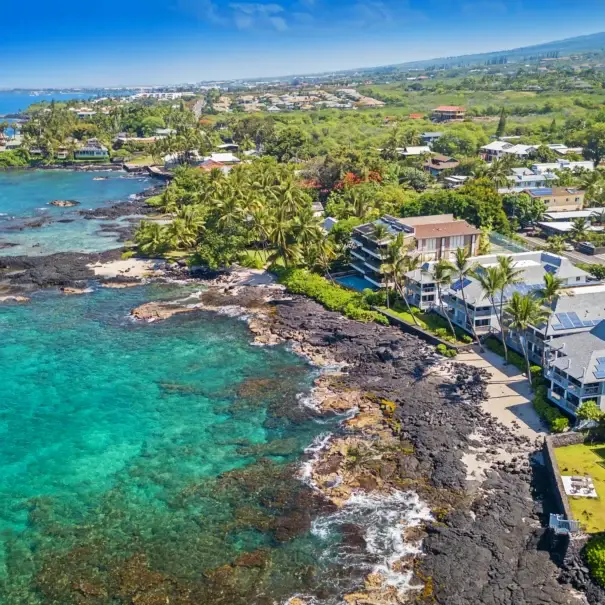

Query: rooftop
left=413, top=220, right=480, bottom=239
left=434, top=105, right=465, bottom=112
left=550, top=322, right=605, bottom=381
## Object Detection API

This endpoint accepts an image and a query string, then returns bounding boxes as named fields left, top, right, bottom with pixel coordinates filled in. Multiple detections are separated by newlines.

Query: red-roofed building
left=198, top=159, right=227, bottom=172
left=408, top=113, right=424, bottom=120
left=432, top=106, right=465, bottom=122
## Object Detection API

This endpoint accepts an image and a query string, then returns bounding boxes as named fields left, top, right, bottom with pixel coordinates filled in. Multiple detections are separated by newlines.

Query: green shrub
left=278, top=269, right=388, bottom=325
left=532, top=385, right=569, bottom=432
left=551, top=417, right=570, bottom=433
left=461, top=334, right=473, bottom=344
left=434, top=328, right=448, bottom=339
left=121, top=250, right=136, bottom=260
left=530, top=365, right=543, bottom=380
left=362, top=288, right=386, bottom=306
left=436, top=343, right=458, bottom=358
left=586, top=535, right=605, bottom=587
left=239, top=253, right=264, bottom=269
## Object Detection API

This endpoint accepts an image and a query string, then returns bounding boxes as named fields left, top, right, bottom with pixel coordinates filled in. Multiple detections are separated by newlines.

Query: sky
left=1, top=0, right=604, bottom=87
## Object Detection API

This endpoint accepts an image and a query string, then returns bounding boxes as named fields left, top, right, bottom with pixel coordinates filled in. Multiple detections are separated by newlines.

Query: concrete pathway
left=457, top=347, right=547, bottom=440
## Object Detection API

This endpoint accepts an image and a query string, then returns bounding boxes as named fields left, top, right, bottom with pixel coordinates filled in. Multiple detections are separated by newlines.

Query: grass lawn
left=554, top=443, right=605, bottom=533
left=379, top=303, right=469, bottom=345
left=125, top=155, right=155, bottom=166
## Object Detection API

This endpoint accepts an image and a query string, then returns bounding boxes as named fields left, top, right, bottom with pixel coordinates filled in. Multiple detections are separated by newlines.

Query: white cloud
left=229, top=2, right=288, bottom=30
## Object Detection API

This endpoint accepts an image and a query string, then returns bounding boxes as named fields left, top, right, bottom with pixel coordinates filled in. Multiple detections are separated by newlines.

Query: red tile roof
left=412, top=220, right=480, bottom=239
left=408, top=113, right=424, bottom=119
left=434, top=106, right=465, bottom=112
left=198, top=159, right=225, bottom=172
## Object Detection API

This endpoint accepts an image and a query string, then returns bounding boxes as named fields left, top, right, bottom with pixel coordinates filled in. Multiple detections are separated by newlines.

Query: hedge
left=277, top=269, right=389, bottom=325
left=586, top=535, right=605, bottom=587
left=533, top=384, right=569, bottom=433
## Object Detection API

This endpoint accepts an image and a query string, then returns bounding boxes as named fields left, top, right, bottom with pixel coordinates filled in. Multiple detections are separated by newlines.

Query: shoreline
left=127, top=271, right=595, bottom=605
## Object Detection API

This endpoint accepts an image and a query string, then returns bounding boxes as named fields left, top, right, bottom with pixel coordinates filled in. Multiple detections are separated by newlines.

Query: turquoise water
left=0, top=285, right=349, bottom=603
left=0, top=170, right=153, bottom=256
left=0, top=91, right=136, bottom=116
left=335, top=275, right=377, bottom=292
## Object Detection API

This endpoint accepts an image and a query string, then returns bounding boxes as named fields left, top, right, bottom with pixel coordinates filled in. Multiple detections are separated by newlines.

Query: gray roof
left=550, top=322, right=605, bottom=381
left=545, top=284, right=605, bottom=337
left=406, top=251, right=589, bottom=307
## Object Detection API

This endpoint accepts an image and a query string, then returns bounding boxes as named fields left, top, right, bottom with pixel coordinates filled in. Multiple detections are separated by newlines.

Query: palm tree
left=135, top=221, right=169, bottom=256
left=487, top=158, right=512, bottom=190
left=591, top=209, right=605, bottom=226
left=569, top=217, right=589, bottom=243
left=475, top=265, right=505, bottom=347
left=538, top=272, right=564, bottom=362
left=452, top=247, right=481, bottom=348
left=347, top=187, right=374, bottom=219
left=504, top=292, right=550, bottom=385
left=315, top=239, right=336, bottom=280
left=387, top=233, right=420, bottom=325
left=431, top=259, right=457, bottom=340
left=496, top=255, right=523, bottom=363
left=546, top=235, right=566, bottom=254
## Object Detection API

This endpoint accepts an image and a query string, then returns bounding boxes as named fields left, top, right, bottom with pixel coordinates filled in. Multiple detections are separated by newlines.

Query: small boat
left=93, top=176, right=109, bottom=181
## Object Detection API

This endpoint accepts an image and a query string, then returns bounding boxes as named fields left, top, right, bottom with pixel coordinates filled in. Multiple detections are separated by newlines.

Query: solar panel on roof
left=584, top=321, right=595, bottom=327
left=556, top=313, right=574, bottom=330
left=594, top=370, right=605, bottom=380
left=595, top=320, right=603, bottom=326
left=551, top=323, right=564, bottom=331
left=598, top=357, right=605, bottom=364
left=568, top=312, right=584, bottom=328
left=451, top=278, right=471, bottom=291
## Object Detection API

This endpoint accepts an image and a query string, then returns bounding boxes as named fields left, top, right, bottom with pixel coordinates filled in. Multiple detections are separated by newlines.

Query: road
left=515, top=233, right=605, bottom=266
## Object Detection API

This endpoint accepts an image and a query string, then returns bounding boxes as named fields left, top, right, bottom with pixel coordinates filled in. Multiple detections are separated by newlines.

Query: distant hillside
left=366, top=31, right=605, bottom=72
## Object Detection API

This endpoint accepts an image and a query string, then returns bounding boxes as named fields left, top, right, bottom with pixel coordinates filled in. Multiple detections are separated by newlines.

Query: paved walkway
left=456, top=347, right=547, bottom=440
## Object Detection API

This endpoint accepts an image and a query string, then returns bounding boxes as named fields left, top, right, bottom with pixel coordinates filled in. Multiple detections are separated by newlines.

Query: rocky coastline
left=126, top=273, right=602, bottom=605
left=1, top=210, right=603, bottom=604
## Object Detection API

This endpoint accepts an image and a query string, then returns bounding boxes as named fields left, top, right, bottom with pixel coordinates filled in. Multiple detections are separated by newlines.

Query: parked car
left=564, top=243, right=575, bottom=252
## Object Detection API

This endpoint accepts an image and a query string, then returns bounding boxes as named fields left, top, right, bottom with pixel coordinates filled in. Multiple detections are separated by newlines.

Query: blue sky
left=1, top=0, right=604, bottom=87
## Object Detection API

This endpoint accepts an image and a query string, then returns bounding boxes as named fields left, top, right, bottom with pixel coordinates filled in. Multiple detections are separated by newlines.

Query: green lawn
left=554, top=443, right=605, bottom=533
left=379, top=303, right=469, bottom=345
left=125, top=155, right=155, bottom=166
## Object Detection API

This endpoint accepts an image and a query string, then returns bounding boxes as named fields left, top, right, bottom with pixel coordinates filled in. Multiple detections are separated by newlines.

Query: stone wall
left=543, top=434, right=584, bottom=521
left=373, top=307, right=473, bottom=352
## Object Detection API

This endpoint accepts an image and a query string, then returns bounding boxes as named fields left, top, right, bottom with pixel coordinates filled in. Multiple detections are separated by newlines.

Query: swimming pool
left=335, top=274, right=377, bottom=292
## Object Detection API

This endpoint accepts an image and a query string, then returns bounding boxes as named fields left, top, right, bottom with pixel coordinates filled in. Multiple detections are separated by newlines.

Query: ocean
left=0, top=170, right=153, bottom=256
left=0, top=90, right=135, bottom=116
left=0, top=170, right=428, bottom=604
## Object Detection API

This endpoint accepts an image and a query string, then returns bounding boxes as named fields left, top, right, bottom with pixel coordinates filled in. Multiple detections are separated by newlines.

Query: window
left=553, top=384, right=565, bottom=397
left=450, top=235, right=465, bottom=249
left=422, top=295, right=435, bottom=303
left=576, top=276, right=582, bottom=282
left=423, top=238, right=437, bottom=251
left=475, top=318, right=490, bottom=327
left=575, top=197, right=580, bottom=202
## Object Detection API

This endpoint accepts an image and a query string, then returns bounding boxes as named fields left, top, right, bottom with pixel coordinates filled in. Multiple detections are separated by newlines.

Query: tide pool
left=0, top=285, right=349, bottom=603
left=0, top=170, right=153, bottom=256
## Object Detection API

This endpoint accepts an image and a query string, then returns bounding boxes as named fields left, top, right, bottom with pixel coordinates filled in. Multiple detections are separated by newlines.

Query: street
left=515, top=233, right=605, bottom=267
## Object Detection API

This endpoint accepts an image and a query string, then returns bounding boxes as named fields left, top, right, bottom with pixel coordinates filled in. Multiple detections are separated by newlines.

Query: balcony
left=351, top=263, right=366, bottom=275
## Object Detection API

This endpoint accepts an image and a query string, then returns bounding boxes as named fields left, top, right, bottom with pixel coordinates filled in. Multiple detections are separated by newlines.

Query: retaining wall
left=374, top=307, right=473, bottom=351
left=543, top=434, right=585, bottom=521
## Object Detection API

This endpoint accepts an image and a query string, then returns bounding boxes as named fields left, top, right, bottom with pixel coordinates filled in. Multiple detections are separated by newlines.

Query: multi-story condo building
left=545, top=322, right=605, bottom=417
left=350, top=215, right=481, bottom=287
left=405, top=251, right=590, bottom=361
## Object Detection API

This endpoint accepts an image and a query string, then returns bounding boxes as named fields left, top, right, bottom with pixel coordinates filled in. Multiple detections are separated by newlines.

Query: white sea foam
left=311, top=490, right=433, bottom=594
